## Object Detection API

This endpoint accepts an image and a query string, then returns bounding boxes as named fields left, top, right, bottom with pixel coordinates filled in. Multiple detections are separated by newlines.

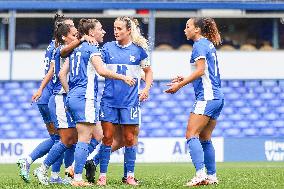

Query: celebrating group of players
left=17, top=13, right=224, bottom=187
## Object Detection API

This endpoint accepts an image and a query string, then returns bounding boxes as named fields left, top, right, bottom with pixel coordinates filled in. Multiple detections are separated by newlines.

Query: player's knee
left=185, top=131, right=199, bottom=140
left=102, top=137, right=113, bottom=146
left=124, top=134, right=135, bottom=146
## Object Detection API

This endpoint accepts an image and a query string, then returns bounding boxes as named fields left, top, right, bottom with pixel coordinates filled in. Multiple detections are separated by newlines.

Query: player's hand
left=171, top=75, right=184, bottom=83
left=123, top=76, right=136, bottom=86
left=139, top=87, right=150, bottom=102
left=32, top=89, right=42, bottom=102
left=164, top=82, right=181, bottom=94
left=83, top=35, right=97, bottom=45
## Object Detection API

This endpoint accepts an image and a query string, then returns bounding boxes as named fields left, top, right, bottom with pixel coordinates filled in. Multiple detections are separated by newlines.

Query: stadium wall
left=1, top=138, right=284, bottom=163
left=0, top=138, right=223, bottom=163
left=0, top=50, right=284, bottom=80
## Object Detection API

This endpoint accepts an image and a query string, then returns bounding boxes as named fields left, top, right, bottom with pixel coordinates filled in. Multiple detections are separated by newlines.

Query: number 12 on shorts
left=130, top=107, right=139, bottom=120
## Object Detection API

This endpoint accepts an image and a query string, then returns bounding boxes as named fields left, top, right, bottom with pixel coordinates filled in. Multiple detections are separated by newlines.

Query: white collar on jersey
left=115, top=41, right=132, bottom=48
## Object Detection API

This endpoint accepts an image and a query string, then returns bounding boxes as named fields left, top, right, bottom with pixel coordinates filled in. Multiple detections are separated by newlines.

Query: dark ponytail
left=193, top=18, right=221, bottom=46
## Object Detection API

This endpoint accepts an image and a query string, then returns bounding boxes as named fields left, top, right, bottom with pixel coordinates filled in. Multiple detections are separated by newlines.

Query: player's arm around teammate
left=59, top=18, right=135, bottom=187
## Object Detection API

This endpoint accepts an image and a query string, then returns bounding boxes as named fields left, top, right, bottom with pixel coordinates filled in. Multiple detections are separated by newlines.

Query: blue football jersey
left=68, top=42, right=100, bottom=99
left=37, top=40, right=55, bottom=104
left=52, top=45, right=67, bottom=95
left=190, top=38, right=224, bottom=100
left=100, top=41, right=148, bottom=108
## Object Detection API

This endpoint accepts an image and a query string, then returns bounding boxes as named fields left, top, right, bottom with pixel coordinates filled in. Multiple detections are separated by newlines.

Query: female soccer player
left=165, top=17, right=224, bottom=186
left=59, top=18, right=135, bottom=187
left=17, top=14, right=75, bottom=184
left=33, top=22, right=79, bottom=185
left=97, top=16, right=153, bottom=186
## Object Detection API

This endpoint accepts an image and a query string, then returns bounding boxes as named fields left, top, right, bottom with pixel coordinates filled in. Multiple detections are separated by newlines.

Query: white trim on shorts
left=193, top=101, right=207, bottom=115
left=55, top=95, right=68, bottom=129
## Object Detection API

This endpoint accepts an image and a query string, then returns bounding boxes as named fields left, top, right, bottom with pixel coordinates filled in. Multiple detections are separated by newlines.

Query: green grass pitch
left=1, top=162, right=284, bottom=188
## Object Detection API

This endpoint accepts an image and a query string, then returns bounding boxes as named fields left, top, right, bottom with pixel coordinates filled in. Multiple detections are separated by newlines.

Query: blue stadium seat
left=249, top=99, right=263, bottom=107
left=8, top=88, right=25, bottom=96
left=270, top=99, right=282, bottom=107
left=149, top=129, right=170, bottom=137
left=237, top=121, right=251, bottom=129
left=276, top=107, right=284, bottom=114
left=254, top=87, right=265, bottom=94
left=174, top=115, right=188, bottom=122
left=138, top=129, right=147, bottom=137
left=257, top=107, right=269, bottom=114
left=166, top=121, right=183, bottom=129
left=0, top=96, right=11, bottom=103
left=2, top=103, right=16, bottom=109
left=226, top=93, right=240, bottom=100
left=22, top=81, right=38, bottom=89
left=232, top=100, right=246, bottom=108
left=259, top=92, right=275, bottom=100
left=142, top=115, right=153, bottom=123
left=163, top=101, right=177, bottom=108
left=278, top=128, right=284, bottom=135
left=223, top=107, right=234, bottom=114
left=228, top=114, right=244, bottom=121
left=0, top=116, right=10, bottom=124
left=157, top=115, right=170, bottom=122
left=170, top=129, right=184, bottom=137
left=254, top=120, right=269, bottom=128
left=7, top=109, right=23, bottom=116
left=5, top=130, right=19, bottom=138
left=272, top=120, right=284, bottom=128
left=222, top=86, right=233, bottom=94
left=246, top=113, right=260, bottom=121
left=271, top=86, right=282, bottom=94
left=212, top=128, right=223, bottom=137
left=279, top=80, right=284, bottom=87
left=229, top=80, right=243, bottom=88
left=4, top=82, right=21, bottom=89
left=262, top=80, right=277, bottom=87
left=260, top=128, right=275, bottom=136
left=218, top=121, right=231, bottom=129
left=243, top=128, right=258, bottom=137
left=239, top=107, right=252, bottom=114
left=224, top=128, right=242, bottom=137
left=244, top=80, right=260, bottom=88
left=264, top=113, right=278, bottom=121
left=243, top=92, right=256, bottom=100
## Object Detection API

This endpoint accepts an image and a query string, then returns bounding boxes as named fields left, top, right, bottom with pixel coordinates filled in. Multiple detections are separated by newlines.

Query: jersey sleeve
left=191, top=43, right=207, bottom=63
left=89, top=44, right=101, bottom=60
left=139, top=48, right=150, bottom=68
left=100, top=43, right=108, bottom=63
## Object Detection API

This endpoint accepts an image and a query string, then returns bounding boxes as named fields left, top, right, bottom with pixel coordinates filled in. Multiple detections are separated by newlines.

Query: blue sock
left=51, top=137, right=64, bottom=173
left=93, top=152, right=100, bottom=166
left=201, top=140, right=216, bottom=175
left=74, top=142, right=89, bottom=174
left=99, top=144, right=111, bottom=173
left=29, top=134, right=59, bottom=161
left=125, top=146, right=137, bottom=175
left=51, top=154, right=64, bottom=172
left=88, top=138, right=100, bottom=154
left=43, top=141, right=68, bottom=167
left=187, top=137, right=205, bottom=171
left=123, top=151, right=127, bottom=178
left=64, top=144, right=75, bottom=168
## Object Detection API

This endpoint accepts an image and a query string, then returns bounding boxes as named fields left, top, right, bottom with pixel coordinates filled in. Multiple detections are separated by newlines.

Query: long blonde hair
left=115, top=16, right=149, bottom=50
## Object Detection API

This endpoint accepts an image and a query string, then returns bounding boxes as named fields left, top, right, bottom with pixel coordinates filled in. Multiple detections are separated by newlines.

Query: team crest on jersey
left=129, top=55, right=136, bottom=62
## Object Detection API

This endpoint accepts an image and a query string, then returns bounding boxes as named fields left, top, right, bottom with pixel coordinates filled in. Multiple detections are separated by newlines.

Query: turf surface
left=1, top=162, right=284, bottom=188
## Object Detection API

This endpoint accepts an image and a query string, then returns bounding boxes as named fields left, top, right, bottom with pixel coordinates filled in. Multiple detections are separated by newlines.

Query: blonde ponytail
left=129, top=19, right=149, bottom=50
